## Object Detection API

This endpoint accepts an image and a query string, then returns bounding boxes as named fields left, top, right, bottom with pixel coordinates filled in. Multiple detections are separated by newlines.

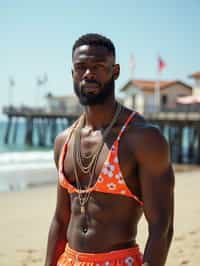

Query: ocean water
left=0, top=119, right=197, bottom=191
left=0, top=120, right=56, bottom=192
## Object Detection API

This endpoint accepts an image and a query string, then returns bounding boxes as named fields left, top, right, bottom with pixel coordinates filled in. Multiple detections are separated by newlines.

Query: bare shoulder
left=128, top=112, right=170, bottom=174
left=131, top=113, right=168, bottom=151
left=129, top=112, right=165, bottom=138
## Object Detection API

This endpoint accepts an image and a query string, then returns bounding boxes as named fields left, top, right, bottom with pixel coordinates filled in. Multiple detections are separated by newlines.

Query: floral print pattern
left=58, top=111, right=143, bottom=206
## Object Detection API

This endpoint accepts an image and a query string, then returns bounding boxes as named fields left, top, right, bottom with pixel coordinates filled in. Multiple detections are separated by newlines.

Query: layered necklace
left=72, top=102, right=122, bottom=214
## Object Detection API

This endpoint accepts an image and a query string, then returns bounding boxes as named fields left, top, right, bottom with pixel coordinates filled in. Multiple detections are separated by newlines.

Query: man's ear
left=113, top=64, right=120, bottom=80
left=71, top=69, right=74, bottom=77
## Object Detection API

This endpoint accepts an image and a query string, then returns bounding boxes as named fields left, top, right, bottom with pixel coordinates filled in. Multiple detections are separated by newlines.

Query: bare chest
left=62, top=129, right=139, bottom=193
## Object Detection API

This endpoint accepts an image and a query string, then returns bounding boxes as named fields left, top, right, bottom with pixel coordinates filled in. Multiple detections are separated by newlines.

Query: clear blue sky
left=0, top=0, right=200, bottom=118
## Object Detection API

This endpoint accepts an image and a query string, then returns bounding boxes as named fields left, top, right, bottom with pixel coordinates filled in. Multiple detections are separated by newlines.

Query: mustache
left=81, top=79, right=101, bottom=87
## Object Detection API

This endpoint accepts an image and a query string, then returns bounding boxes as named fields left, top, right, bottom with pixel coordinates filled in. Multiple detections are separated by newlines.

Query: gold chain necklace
left=75, top=103, right=122, bottom=174
left=72, top=102, right=122, bottom=214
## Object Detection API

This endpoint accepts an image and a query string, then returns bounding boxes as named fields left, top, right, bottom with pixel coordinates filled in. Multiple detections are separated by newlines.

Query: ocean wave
left=0, top=165, right=57, bottom=192
left=0, top=150, right=57, bottom=192
left=0, top=161, right=54, bottom=172
left=0, top=151, right=54, bottom=165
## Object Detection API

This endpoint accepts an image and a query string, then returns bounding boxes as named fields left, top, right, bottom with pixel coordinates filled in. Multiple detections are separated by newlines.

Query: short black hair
left=72, top=33, right=115, bottom=58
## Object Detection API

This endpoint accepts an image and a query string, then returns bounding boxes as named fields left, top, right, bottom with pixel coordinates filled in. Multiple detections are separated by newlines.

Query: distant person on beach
left=45, top=33, right=174, bottom=266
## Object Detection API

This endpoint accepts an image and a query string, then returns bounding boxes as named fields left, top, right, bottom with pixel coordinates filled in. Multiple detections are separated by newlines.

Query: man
left=45, top=33, right=174, bottom=266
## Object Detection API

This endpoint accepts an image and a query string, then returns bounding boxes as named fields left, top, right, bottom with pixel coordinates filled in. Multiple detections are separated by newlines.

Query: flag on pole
left=9, top=77, right=15, bottom=87
left=36, top=73, right=48, bottom=86
left=158, top=56, right=166, bottom=73
left=37, top=77, right=43, bottom=86
left=154, top=56, right=166, bottom=112
left=8, top=77, right=15, bottom=106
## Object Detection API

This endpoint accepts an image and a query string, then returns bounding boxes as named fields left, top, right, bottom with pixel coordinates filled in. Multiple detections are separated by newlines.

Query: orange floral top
left=59, top=112, right=143, bottom=206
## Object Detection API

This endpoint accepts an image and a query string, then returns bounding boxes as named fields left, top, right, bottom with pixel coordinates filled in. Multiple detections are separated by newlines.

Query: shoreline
left=0, top=166, right=57, bottom=192
left=1, top=163, right=200, bottom=193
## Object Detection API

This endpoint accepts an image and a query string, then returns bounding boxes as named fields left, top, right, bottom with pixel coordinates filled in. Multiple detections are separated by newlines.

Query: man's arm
left=136, top=127, right=174, bottom=266
left=45, top=132, right=71, bottom=266
left=45, top=184, right=70, bottom=266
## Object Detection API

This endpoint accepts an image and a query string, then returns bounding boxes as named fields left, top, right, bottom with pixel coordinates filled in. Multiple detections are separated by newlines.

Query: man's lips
left=83, top=87, right=99, bottom=94
left=81, top=82, right=100, bottom=93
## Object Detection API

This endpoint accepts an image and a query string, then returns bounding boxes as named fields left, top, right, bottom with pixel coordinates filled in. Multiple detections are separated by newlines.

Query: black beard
left=73, top=77, right=115, bottom=106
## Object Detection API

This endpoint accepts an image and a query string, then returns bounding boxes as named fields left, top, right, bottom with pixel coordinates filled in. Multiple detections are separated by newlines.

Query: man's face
left=72, top=45, right=119, bottom=106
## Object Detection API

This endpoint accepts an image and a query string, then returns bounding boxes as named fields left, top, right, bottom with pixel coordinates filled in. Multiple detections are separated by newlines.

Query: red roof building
left=120, top=79, right=192, bottom=113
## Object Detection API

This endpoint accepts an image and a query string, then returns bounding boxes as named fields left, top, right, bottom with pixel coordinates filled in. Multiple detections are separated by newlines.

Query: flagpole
left=36, top=73, right=48, bottom=108
left=155, top=56, right=166, bottom=112
left=155, top=71, right=161, bottom=112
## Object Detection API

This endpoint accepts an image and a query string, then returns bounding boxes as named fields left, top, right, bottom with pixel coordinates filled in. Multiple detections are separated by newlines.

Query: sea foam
left=0, top=151, right=56, bottom=192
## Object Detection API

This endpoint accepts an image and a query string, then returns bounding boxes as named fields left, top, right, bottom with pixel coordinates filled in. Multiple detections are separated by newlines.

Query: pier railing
left=145, top=111, right=200, bottom=165
left=2, top=106, right=81, bottom=119
left=2, top=106, right=200, bottom=165
left=144, top=111, right=200, bottom=124
left=2, top=106, right=81, bottom=147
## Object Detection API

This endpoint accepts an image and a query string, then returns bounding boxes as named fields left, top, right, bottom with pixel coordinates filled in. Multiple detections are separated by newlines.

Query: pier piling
left=2, top=107, right=200, bottom=165
left=4, top=116, right=12, bottom=144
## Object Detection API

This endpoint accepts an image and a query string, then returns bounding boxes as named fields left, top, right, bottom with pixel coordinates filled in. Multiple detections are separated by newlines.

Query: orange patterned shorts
left=57, top=244, right=143, bottom=266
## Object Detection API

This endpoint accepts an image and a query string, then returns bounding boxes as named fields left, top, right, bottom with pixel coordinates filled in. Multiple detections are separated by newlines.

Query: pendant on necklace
left=81, top=205, right=85, bottom=214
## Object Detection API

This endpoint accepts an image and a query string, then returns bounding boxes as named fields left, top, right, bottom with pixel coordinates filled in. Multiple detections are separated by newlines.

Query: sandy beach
left=0, top=167, right=200, bottom=266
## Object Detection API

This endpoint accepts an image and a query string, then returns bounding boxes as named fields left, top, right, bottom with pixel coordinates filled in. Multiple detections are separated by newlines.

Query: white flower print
left=118, top=178, right=125, bottom=184
left=111, top=145, right=115, bottom=152
left=102, top=163, right=115, bottom=177
left=125, top=256, right=134, bottom=266
left=105, top=261, right=110, bottom=266
left=107, top=183, right=116, bottom=190
left=107, top=164, right=115, bottom=177
left=102, top=166, right=108, bottom=175
left=115, top=173, right=121, bottom=180
left=97, top=176, right=104, bottom=183
left=114, top=156, right=118, bottom=164
left=108, top=171, right=113, bottom=178
left=107, top=163, right=115, bottom=172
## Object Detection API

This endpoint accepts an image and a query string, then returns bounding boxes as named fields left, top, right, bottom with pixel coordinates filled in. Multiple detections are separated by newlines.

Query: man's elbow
left=149, top=219, right=174, bottom=241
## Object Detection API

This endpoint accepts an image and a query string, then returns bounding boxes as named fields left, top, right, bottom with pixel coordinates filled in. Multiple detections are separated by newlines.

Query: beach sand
left=0, top=168, right=200, bottom=266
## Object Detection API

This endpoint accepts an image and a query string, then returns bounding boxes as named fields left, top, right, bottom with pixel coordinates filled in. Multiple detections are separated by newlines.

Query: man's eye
left=95, top=64, right=105, bottom=69
left=74, top=65, right=85, bottom=70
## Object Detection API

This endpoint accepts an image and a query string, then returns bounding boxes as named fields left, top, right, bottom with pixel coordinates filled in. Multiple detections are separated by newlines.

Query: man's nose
left=83, top=68, right=96, bottom=80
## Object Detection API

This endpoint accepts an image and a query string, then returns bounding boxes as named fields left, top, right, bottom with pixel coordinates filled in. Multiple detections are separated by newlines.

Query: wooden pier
left=3, top=106, right=80, bottom=147
left=2, top=107, right=200, bottom=164
left=145, top=112, right=200, bottom=164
